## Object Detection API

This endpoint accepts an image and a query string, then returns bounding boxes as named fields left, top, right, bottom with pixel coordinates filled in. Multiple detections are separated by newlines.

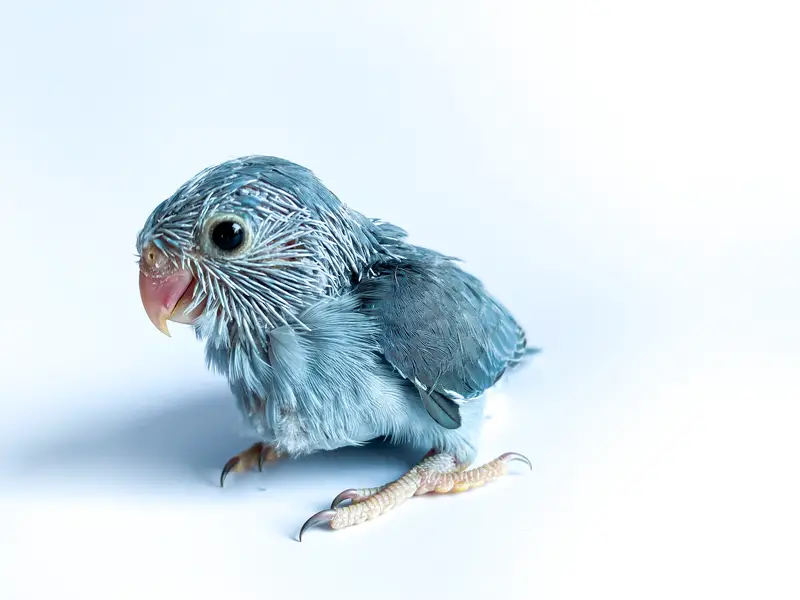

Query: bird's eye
left=211, top=221, right=245, bottom=251
left=201, top=213, right=252, bottom=258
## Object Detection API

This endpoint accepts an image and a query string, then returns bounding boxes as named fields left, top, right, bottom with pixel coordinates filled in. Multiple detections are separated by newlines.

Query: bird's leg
left=220, top=442, right=281, bottom=487
left=298, top=450, right=531, bottom=540
left=327, top=449, right=438, bottom=508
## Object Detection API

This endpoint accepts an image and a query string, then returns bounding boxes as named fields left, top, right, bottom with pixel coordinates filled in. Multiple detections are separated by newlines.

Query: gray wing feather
left=355, top=258, right=530, bottom=429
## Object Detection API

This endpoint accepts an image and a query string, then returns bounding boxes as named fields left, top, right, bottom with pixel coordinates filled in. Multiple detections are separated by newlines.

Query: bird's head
left=136, top=156, right=388, bottom=345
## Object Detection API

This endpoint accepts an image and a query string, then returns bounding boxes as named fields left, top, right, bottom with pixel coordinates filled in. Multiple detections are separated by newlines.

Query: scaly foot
left=298, top=451, right=531, bottom=540
left=220, top=442, right=281, bottom=487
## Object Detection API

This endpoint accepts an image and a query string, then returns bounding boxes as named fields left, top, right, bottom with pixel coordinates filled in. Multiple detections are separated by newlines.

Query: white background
left=1, top=1, right=797, bottom=598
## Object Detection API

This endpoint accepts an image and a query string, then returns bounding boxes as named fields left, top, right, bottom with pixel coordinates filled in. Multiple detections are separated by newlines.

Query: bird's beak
left=138, top=243, right=205, bottom=336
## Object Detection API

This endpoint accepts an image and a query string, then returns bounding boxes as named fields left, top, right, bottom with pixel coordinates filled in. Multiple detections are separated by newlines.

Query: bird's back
left=354, top=242, right=533, bottom=429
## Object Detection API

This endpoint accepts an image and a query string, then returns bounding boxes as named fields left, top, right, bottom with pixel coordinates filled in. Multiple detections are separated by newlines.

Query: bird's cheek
left=169, top=277, right=206, bottom=325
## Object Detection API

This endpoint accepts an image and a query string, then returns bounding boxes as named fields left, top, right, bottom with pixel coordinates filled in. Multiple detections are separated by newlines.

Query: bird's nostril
left=141, top=243, right=167, bottom=272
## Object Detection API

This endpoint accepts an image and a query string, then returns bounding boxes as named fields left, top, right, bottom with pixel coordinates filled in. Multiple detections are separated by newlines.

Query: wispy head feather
left=136, top=155, right=406, bottom=348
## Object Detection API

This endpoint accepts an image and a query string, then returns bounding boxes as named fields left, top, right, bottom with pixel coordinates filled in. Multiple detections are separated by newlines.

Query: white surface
left=0, top=1, right=797, bottom=598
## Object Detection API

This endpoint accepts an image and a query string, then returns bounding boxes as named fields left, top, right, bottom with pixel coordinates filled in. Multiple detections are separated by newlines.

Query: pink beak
left=138, top=243, right=205, bottom=336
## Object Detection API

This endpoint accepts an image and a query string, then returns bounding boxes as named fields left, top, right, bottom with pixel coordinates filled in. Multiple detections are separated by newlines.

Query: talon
left=220, top=456, right=240, bottom=487
left=298, top=509, right=337, bottom=542
left=330, top=489, right=359, bottom=509
left=499, top=452, right=532, bottom=470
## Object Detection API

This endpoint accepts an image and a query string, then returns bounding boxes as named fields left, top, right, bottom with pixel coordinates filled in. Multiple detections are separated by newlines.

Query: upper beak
left=138, top=243, right=204, bottom=336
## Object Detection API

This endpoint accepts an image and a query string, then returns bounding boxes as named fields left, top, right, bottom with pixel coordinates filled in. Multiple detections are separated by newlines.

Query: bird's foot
left=220, top=442, right=280, bottom=487
left=329, top=485, right=388, bottom=509
left=298, top=451, right=531, bottom=540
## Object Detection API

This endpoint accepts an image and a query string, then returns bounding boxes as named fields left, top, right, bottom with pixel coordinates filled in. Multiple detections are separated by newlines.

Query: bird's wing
left=355, top=260, right=531, bottom=429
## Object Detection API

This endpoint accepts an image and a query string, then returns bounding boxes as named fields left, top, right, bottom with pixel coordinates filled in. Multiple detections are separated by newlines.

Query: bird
left=136, top=155, right=537, bottom=540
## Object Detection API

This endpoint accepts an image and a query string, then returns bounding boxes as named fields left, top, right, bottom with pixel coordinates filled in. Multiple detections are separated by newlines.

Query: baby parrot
left=137, top=156, right=536, bottom=540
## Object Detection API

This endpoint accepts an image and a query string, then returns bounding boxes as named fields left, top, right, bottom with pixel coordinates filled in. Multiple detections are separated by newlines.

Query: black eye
left=211, top=221, right=245, bottom=251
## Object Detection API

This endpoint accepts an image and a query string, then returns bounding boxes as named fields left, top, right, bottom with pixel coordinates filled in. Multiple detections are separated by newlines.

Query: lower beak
left=138, top=245, right=205, bottom=336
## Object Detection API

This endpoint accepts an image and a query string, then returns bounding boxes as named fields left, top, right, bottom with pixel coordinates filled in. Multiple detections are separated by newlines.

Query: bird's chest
left=205, top=307, right=394, bottom=455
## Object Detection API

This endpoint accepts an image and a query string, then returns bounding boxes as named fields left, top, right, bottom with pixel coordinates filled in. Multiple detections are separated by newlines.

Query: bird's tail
left=509, top=327, right=541, bottom=370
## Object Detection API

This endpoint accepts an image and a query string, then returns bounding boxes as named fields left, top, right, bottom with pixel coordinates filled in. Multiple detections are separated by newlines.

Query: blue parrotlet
left=137, top=156, right=536, bottom=540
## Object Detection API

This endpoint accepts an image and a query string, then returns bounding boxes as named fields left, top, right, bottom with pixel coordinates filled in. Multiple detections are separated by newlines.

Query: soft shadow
left=12, top=385, right=421, bottom=495
left=13, top=388, right=242, bottom=480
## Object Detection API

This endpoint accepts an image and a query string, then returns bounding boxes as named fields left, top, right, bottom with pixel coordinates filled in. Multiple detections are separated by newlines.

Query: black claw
left=499, top=452, right=533, bottom=470
left=298, top=509, right=337, bottom=542
left=330, top=489, right=359, bottom=509
left=220, top=456, right=241, bottom=487
left=257, top=453, right=265, bottom=472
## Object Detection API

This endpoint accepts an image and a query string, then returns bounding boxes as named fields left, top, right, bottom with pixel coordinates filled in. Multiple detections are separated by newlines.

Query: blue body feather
left=137, top=156, right=534, bottom=464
